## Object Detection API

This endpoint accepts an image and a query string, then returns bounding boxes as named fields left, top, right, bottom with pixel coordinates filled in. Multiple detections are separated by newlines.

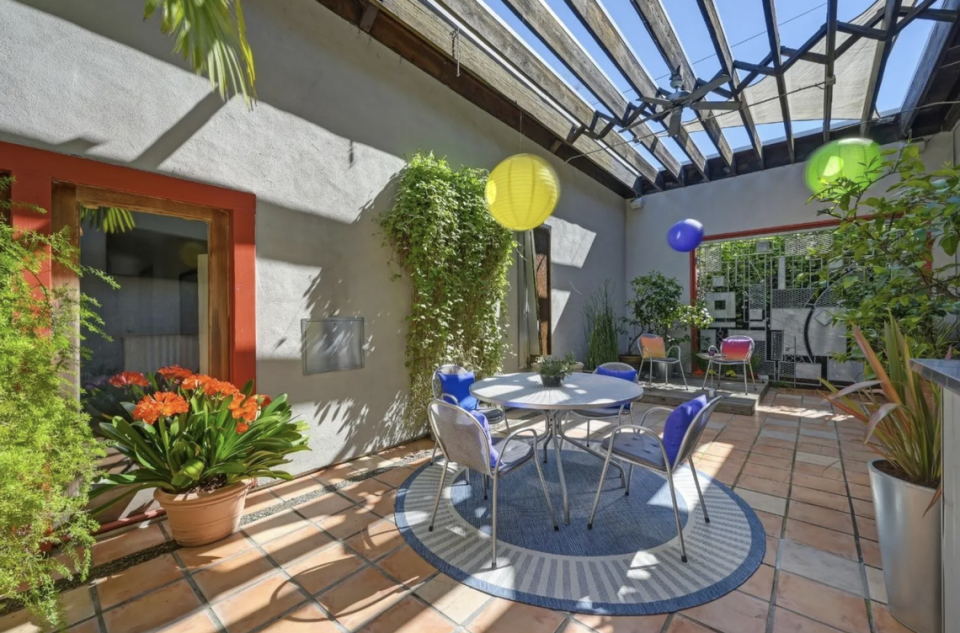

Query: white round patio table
left=471, top=372, right=643, bottom=524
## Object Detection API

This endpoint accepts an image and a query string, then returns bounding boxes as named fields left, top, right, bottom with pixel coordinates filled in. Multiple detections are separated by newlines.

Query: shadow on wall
left=254, top=172, right=416, bottom=473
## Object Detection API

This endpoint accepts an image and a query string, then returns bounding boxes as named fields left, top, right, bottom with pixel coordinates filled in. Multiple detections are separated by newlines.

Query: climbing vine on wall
left=380, top=153, right=515, bottom=432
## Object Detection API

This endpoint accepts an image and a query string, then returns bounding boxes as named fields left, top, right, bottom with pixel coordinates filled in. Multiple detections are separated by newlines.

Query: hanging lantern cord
left=452, top=27, right=461, bottom=78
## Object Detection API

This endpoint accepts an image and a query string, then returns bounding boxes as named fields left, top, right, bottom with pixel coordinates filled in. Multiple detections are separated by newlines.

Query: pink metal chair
left=701, top=336, right=756, bottom=394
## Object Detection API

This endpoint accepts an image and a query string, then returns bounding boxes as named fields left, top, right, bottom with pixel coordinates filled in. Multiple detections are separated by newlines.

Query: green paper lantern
left=804, top=138, right=882, bottom=196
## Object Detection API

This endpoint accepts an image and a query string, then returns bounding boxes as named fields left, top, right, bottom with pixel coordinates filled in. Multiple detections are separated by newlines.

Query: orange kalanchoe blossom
left=181, top=374, right=240, bottom=399
left=258, top=394, right=272, bottom=407
left=133, top=392, right=190, bottom=425
left=109, top=371, right=149, bottom=388
left=235, top=421, right=250, bottom=434
left=158, top=365, right=194, bottom=382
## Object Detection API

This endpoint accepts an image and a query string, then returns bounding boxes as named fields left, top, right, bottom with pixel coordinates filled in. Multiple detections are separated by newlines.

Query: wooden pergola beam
left=899, top=5, right=958, bottom=24
left=761, top=0, right=795, bottom=163
left=860, top=0, right=903, bottom=136
left=900, top=0, right=960, bottom=136
left=492, top=0, right=681, bottom=181
left=368, top=0, right=650, bottom=189
left=563, top=0, right=710, bottom=179
left=434, top=0, right=665, bottom=183
left=780, top=24, right=828, bottom=73
left=696, top=0, right=763, bottom=168
left=823, top=0, right=838, bottom=143
left=629, top=0, right=735, bottom=170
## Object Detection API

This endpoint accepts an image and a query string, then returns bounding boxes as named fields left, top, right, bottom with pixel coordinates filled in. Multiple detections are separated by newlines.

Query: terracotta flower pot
left=154, top=481, right=251, bottom=547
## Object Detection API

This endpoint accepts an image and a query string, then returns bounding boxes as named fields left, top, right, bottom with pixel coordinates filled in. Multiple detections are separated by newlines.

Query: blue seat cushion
left=662, top=395, right=707, bottom=465
left=471, top=411, right=499, bottom=468
left=437, top=370, right=478, bottom=411
left=596, top=365, right=638, bottom=382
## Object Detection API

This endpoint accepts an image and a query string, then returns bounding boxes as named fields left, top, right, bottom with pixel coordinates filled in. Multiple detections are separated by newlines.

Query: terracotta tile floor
left=1, top=389, right=907, bottom=633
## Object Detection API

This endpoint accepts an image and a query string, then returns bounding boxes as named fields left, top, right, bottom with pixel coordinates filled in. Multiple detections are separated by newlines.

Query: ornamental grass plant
left=91, top=367, right=308, bottom=502
left=822, top=318, right=941, bottom=492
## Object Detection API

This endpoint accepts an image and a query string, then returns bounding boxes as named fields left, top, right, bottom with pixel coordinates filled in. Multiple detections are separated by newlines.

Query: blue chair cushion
left=662, top=395, right=707, bottom=465
left=596, top=365, right=638, bottom=382
left=471, top=411, right=499, bottom=468
left=437, top=370, right=478, bottom=411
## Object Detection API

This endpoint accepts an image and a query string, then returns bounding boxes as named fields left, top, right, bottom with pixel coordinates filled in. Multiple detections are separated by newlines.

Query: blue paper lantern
left=667, top=219, right=704, bottom=252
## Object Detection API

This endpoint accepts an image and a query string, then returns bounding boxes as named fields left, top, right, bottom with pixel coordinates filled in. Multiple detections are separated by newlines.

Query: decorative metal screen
left=302, top=317, right=365, bottom=374
left=695, top=230, right=863, bottom=385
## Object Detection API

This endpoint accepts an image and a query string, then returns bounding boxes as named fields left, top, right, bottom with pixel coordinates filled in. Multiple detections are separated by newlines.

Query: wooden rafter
left=629, top=0, right=735, bottom=170
left=901, top=0, right=960, bottom=136
left=823, top=0, right=838, bottom=143
left=860, top=0, right=903, bottom=136
left=696, top=0, right=763, bottom=168
left=369, top=0, right=648, bottom=189
left=563, top=0, right=709, bottom=179
left=761, top=0, right=794, bottom=163
left=493, top=0, right=680, bottom=181
left=434, top=0, right=663, bottom=184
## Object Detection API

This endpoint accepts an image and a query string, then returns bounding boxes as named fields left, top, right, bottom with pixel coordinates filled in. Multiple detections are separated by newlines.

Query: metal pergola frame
left=318, top=0, right=960, bottom=196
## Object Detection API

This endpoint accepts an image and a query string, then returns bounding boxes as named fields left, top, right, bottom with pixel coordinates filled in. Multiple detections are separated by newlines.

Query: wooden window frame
left=0, top=140, right=256, bottom=386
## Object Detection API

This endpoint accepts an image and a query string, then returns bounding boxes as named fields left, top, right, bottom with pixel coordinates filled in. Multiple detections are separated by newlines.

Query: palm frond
left=145, top=0, right=256, bottom=106
left=78, top=206, right=137, bottom=233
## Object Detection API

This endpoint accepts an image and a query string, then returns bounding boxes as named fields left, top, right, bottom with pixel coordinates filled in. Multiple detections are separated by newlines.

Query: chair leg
left=502, top=407, right=511, bottom=433
left=748, top=363, right=757, bottom=387
left=625, top=464, right=634, bottom=496
left=428, top=463, right=449, bottom=532
left=743, top=363, right=748, bottom=395
left=702, top=360, right=711, bottom=389
left=483, top=474, right=488, bottom=500
left=431, top=442, right=438, bottom=463
left=531, top=448, right=559, bottom=531
left=688, top=457, right=710, bottom=524
left=666, top=470, right=688, bottom=563
left=491, top=473, right=500, bottom=568
left=663, top=361, right=669, bottom=386
left=588, top=449, right=616, bottom=529
left=679, top=361, right=688, bottom=390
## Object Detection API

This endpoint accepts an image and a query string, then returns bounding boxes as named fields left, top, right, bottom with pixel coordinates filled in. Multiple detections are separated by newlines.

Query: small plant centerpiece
left=822, top=318, right=942, bottom=633
left=91, top=367, right=309, bottom=546
left=537, top=353, right=577, bottom=387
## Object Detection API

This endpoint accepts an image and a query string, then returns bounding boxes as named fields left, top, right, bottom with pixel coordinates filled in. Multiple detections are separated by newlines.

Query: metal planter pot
left=869, top=459, right=942, bottom=633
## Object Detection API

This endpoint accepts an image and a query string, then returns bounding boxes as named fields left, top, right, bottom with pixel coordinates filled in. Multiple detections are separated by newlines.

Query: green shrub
left=380, top=153, right=515, bottom=431
left=0, top=177, right=108, bottom=625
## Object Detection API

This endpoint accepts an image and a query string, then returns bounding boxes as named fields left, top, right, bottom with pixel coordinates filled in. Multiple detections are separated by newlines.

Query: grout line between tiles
left=170, top=549, right=229, bottom=633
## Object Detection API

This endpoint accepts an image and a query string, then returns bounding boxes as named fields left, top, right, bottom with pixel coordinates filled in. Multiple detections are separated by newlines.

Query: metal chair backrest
left=596, top=362, right=640, bottom=382
left=432, top=364, right=469, bottom=401
left=674, top=396, right=724, bottom=466
left=638, top=334, right=667, bottom=359
left=720, top=336, right=754, bottom=361
left=427, top=399, right=492, bottom=475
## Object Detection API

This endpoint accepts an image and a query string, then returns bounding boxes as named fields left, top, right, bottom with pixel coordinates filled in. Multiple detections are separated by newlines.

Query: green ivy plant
left=583, top=280, right=619, bottom=370
left=0, top=177, right=113, bottom=626
left=622, top=271, right=712, bottom=351
left=380, top=153, right=515, bottom=431
left=810, top=143, right=960, bottom=361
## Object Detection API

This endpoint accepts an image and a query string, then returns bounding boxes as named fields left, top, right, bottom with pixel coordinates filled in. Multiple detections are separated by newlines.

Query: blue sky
left=476, top=0, right=941, bottom=168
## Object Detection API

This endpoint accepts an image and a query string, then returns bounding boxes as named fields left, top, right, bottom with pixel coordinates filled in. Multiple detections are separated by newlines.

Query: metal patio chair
left=568, top=361, right=639, bottom=448
left=430, top=364, right=508, bottom=463
left=426, top=399, right=558, bottom=568
left=638, top=334, right=688, bottom=389
left=587, top=395, right=723, bottom=563
left=701, top=336, right=756, bottom=394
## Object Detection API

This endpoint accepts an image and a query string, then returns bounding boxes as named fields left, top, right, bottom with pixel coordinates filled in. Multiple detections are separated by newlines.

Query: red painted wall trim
left=688, top=218, right=843, bottom=357
left=0, top=141, right=257, bottom=386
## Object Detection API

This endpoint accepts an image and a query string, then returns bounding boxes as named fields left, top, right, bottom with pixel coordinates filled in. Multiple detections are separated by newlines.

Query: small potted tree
left=823, top=319, right=941, bottom=633
left=620, top=272, right=712, bottom=375
left=91, top=369, right=310, bottom=546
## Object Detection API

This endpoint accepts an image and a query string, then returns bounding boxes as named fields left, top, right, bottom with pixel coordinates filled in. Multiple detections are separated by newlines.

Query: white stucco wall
left=0, top=0, right=626, bottom=473
left=626, top=130, right=957, bottom=305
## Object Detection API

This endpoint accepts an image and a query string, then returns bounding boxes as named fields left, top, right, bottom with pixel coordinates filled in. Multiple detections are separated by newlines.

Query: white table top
left=470, top=372, right=644, bottom=410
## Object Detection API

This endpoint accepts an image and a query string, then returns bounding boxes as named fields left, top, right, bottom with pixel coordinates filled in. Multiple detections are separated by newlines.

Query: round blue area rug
left=395, top=445, right=765, bottom=615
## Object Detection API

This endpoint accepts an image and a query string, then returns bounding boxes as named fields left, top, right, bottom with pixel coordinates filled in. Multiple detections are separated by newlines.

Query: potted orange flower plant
left=91, top=366, right=309, bottom=546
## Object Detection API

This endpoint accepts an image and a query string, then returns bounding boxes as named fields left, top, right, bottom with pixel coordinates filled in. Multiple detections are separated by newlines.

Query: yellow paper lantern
left=485, top=154, right=560, bottom=231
